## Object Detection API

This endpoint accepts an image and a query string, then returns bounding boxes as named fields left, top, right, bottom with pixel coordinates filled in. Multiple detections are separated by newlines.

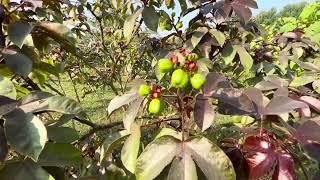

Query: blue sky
left=253, top=0, right=314, bottom=14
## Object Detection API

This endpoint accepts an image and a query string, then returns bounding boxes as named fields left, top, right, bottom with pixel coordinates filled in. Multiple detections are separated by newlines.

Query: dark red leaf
left=193, top=94, right=215, bottom=131
left=243, top=88, right=264, bottom=115
left=304, top=143, right=320, bottom=162
left=202, top=72, right=230, bottom=96
left=295, top=120, right=320, bottom=144
left=231, top=0, right=258, bottom=9
left=272, top=152, right=295, bottom=180
left=232, top=6, right=252, bottom=22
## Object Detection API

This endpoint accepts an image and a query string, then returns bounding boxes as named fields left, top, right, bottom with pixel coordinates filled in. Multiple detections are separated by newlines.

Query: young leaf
left=234, top=45, right=253, bottom=70
left=135, top=136, right=179, bottom=180
left=186, top=137, right=236, bottom=180
left=121, top=123, right=141, bottom=173
left=142, top=7, right=159, bottom=32
left=194, top=94, right=215, bottom=131
left=38, top=143, right=83, bottom=167
left=0, top=160, right=53, bottom=180
left=4, top=109, right=47, bottom=161
left=2, top=48, right=33, bottom=77
left=263, top=96, right=308, bottom=115
left=0, top=75, right=16, bottom=99
left=8, top=21, right=33, bottom=48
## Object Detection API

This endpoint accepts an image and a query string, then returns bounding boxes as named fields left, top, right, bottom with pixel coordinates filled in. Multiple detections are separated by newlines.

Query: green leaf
left=165, top=0, right=174, bottom=8
left=20, top=96, right=84, bottom=115
left=222, top=43, right=236, bottom=65
left=107, top=92, right=140, bottom=114
left=4, top=109, right=47, bottom=161
left=2, top=48, right=33, bottom=77
left=0, top=75, right=16, bottom=99
left=38, top=143, right=83, bottom=167
left=299, top=4, right=316, bottom=19
left=123, top=8, right=143, bottom=41
left=187, top=137, right=236, bottom=180
left=196, top=58, right=213, bottom=76
left=35, top=22, right=77, bottom=53
left=47, top=127, right=79, bottom=143
left=209, top=29, right=226, bottom=47
left=167, top=150, right=197, bottom=180
left=142, top=7, right=159, bottom=32
left=135, top=136, right=179, bottom=180
left=190, top=27, right=208, bottom=50
left=313, top=80, right=320, bottom=94
left=155, top=128, right=182, bottom=140
left=0, top=160, right=53, bottom=180
left=290, top=74, right=316, bottom=87
left=8, top=21, right=33, bottom=48
left=234, top=45, right=253, bottom=70
left=100, top=131, right=130, bottom=163
left=178, top=0, right=188, bottom=12
left=121, top=123, right=141, bottom=173
left=123, top=96, right=144, bottom=130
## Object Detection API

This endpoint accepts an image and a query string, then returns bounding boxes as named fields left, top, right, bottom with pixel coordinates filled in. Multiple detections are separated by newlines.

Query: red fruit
left=156, top=87, right=161, bottom=93
left=179, top=49, right=186, bottom=56
left=188, top=62, right=196, bottom=70
left=152, top=92, right=158, bottom=98
left=169, top=55, right=179, bottom=63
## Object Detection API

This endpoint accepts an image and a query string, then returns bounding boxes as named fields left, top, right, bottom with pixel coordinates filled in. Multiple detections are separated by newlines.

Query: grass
left=49, top=75, right=124, bottom=134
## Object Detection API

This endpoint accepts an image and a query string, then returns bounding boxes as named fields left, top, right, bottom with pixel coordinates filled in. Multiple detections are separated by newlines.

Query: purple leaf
left=243, top=88, right=264, bottom=115
left=202, top=72, right=230, bottom=96
left=0, top=96, right=17, bottom=116
left=295, top=120, right=320, bottom=144
left=0, top=126, right=8, bottom=161
left=232, top=0, right=258, bottom=9
left=272, top=152, right=295, bottom=180
left=194, top=94, right=215, bottom=131
left=255, top=81, right=280, bottom=91
left=232, top=6, right=252, bottom=22
left=263, top=96, right=308, bottom=115
left=298, top=96, right=320, bottom=113
left=274, top=87, right=289, bottom=97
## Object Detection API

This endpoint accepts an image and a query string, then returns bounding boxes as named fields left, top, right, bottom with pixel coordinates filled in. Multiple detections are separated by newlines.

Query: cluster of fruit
left=138, top=50, right=206, bottom=114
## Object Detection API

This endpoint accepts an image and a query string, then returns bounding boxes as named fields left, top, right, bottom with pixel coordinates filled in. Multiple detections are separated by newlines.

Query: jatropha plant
left=106, top=47, right=319, bottom=179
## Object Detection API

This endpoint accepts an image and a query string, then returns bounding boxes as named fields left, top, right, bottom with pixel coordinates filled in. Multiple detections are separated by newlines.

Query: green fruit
left=138, top=84, right=151, bottom=96
left=176, top=21, right=183, bottom=28
left=187, top=53, right=198, bottom=61
left=158, top=58, right=173, bottom=73
left=148, top=98, right=161, bottom=114
left=165, top=23, right=173, bottom=31
left=171, top=69, right=189, bottom=88
left=190, top=73, right=205, bottom=89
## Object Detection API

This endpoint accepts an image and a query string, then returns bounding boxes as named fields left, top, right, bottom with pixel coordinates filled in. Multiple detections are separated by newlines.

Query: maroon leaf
left=243, top=136, right=276, bottom=180
left=298, top=96, right=320, bottom=113
left=295, top=120, right=320, bottom=144
left=272, top=152, right=295, bottom=180
left=0, top=96, right=18, bottom=116
left=243, top=88, right=264, bottom=115
left=255, top=81, right=280, bottom=91
left=0, top=126, right=8, bottom=161
left=274, top=87, right=289, bottom=97
left=232, top=6, right=252, bottom=22
left=263, top=96, right=308, bottom=115
left=304, top=143, right=320, bottom=162
left=194, top=94, right=215, bottom=131
left=202, top=72, right=230, bottom=96
left=231, top=0, right=258, bottom=9
left=213, top=88, right=255, bottom=115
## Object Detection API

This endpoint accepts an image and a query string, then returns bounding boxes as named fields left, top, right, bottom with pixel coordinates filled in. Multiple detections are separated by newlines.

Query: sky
left=253, top=0, right=315, bottom=15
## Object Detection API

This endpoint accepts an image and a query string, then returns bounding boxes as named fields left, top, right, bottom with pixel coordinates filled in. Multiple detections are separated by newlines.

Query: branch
left=22, top=77, right=41, bottom=90
left=73, top=117, right=97, bottom=128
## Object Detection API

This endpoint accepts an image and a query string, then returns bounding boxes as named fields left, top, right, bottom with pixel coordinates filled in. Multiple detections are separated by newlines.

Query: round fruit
left=171, top=69, right=189, bottom=88
left=138, top=84, right=151, bottom=96
left=165, top=23, right=173, bottom=31
left=169, top=55, right=179, bottom=63
left=176, top=21, right=183, bottom=28
left=190, top=73, right=205, bottom=89
left=148, top=98, right=161, bottom=114
left=187, top=53, right=198, bottom=61
left=158, top=58, right=173, bottom=73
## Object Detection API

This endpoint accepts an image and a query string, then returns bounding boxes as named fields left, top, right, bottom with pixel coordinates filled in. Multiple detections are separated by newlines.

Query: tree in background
left=254, top=2, right=308, bottom=25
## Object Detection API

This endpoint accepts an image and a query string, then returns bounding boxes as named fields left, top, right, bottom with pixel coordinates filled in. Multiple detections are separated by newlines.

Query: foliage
left=0, top=0, right=320, bottom=180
